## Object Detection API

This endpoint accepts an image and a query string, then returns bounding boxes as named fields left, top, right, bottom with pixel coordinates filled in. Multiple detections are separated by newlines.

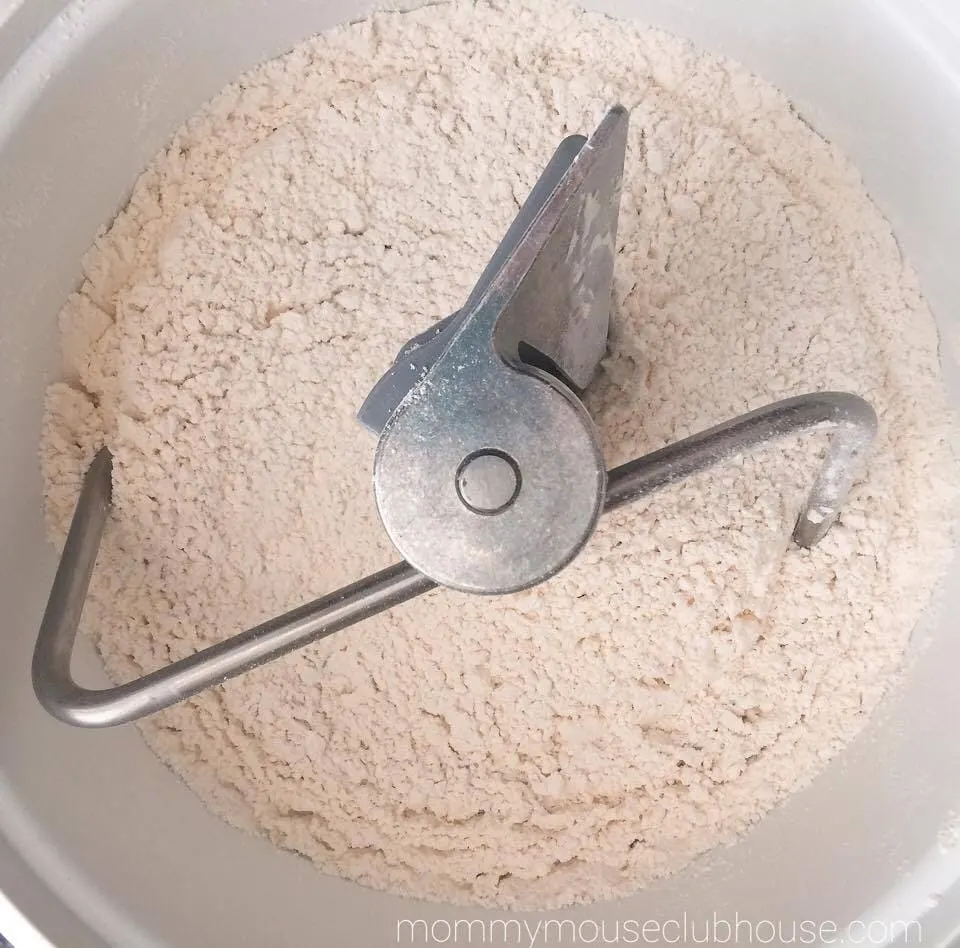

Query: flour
left=41, top=0, right=956, bottom=910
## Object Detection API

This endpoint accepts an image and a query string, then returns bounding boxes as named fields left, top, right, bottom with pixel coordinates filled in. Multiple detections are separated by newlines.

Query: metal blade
left=356, top=132, right=588, bottom=434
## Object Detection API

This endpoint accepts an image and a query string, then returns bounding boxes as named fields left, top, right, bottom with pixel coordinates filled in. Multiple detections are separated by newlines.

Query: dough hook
left=32, top=105, right=878, bottom=727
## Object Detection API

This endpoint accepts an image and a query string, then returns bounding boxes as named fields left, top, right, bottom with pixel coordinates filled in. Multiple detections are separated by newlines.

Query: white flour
left=42, top=0, right=956, bottom=910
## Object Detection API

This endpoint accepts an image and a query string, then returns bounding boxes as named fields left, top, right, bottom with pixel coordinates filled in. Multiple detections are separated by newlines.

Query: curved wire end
left=32, top=445, right=433, bottom=727
left=790, top=393, right=878, bottom=548
left=604, top=391, right=879, bottom=550
left=32, top=446, right=115, bottom=726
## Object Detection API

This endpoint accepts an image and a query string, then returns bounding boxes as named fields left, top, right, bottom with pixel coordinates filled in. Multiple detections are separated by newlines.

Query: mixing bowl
left=1, top=1, right=959, bottom=945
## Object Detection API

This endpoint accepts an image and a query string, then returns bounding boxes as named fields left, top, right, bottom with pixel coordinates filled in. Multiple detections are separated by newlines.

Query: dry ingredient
left=41, top=0, right=956, bottom=910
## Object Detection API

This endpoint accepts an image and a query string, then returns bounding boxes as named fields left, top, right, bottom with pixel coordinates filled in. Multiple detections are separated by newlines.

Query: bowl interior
left=1, top=1, right=959, bottom=945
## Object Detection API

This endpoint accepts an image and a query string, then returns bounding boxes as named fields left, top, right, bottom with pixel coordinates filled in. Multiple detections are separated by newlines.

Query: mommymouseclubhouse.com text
left=396, top=914, right=922, bottom=946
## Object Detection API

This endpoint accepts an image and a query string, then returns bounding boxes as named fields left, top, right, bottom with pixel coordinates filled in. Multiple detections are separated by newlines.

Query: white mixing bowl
left=1, top=1, right=959, bottom=945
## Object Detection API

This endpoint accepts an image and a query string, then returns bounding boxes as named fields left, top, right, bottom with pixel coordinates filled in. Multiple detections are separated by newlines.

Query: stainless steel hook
left=31, top=105, right=878, bottom=727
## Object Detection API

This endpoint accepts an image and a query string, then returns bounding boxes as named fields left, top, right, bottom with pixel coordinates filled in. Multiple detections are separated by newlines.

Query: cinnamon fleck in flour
left=41, top=0, right=956, bottom=910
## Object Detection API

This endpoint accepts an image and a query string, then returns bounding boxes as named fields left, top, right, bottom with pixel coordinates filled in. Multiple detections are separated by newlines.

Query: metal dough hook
left=32, top=105, right=878, bottom=727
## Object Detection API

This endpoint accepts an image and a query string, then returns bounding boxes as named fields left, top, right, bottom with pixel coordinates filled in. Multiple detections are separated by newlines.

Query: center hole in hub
left=456, top=449, right=522, bottom=515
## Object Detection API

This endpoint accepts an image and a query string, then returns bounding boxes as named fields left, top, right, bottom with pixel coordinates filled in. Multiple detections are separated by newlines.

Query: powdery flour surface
left=42, top=0, right=956, bottom=910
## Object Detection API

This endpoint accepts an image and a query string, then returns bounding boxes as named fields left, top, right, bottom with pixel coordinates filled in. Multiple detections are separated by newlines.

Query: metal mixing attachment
left=32, top=106, right=878, bottom=727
